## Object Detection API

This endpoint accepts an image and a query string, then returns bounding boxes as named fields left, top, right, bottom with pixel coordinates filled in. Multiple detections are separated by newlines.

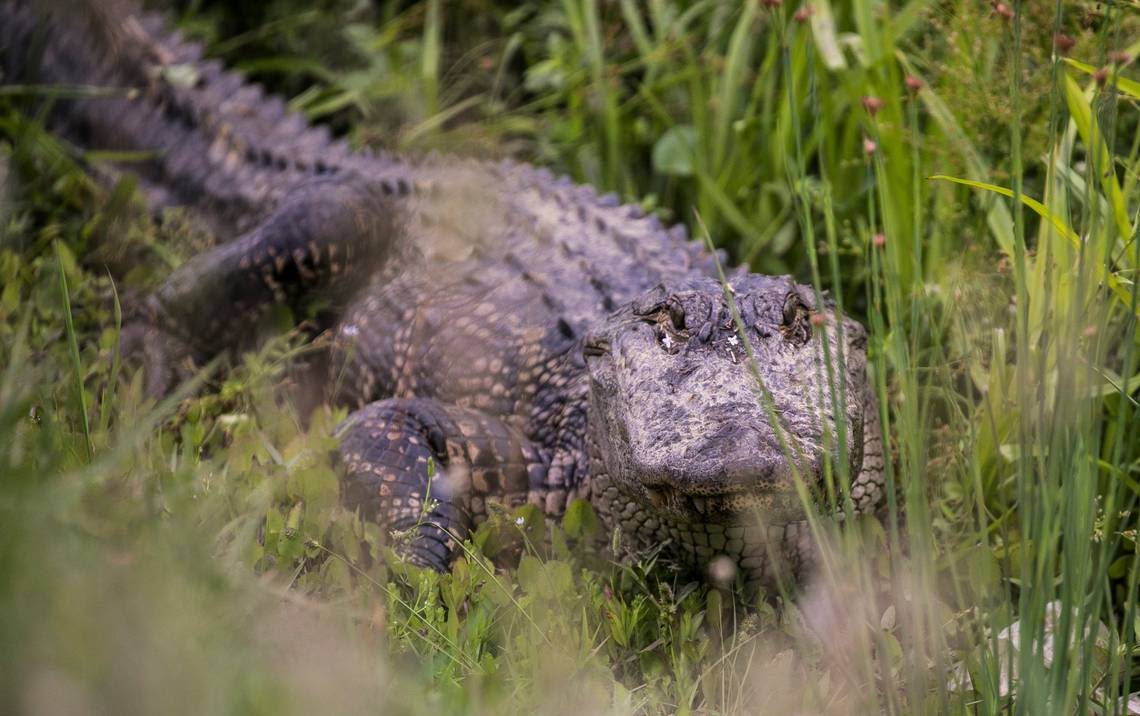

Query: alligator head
left=583, top=275, right=873, bottom=525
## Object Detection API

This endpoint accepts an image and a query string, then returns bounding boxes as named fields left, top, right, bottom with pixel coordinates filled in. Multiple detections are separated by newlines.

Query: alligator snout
left=631, top=431, right=809, bottom=496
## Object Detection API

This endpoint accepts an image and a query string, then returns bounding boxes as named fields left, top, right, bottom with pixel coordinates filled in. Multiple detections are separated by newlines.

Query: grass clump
left=2, top=0, right=1140, bottom=713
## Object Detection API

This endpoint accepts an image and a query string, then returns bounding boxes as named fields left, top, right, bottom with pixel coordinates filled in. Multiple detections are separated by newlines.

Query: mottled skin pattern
left=1, top=0, right=886, bottom=586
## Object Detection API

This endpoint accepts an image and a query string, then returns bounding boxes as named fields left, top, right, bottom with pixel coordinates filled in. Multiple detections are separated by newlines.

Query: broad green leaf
left=563, top=498, right=600, bottom=539
left=517, top=554, right=542, bottom=592
left=652, top=124, right=697, bottom=177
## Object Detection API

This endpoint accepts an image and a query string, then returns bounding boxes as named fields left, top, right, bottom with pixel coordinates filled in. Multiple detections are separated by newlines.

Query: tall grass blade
left=56, top=240, right=93, bottom=463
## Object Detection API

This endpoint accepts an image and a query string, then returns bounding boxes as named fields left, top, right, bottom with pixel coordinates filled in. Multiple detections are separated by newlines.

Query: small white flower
left=662, top=333, right=674, bottom=350
left=727, top=335, right=739, bottom=346
left=342, top=324, right=359, bottom=337
left=515, top=516, right=526, bottom=526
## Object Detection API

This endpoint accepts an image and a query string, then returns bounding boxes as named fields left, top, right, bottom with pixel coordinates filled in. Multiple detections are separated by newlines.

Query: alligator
left=1, top=0, right=886, bottom=586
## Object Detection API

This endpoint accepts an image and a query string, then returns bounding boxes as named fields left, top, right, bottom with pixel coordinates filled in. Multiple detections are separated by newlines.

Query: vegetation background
left=1, top=0, right=1139, bottom=713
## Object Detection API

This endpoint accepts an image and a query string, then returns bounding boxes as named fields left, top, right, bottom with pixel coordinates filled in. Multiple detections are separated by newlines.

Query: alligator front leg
left=126, top=173, right=403, bottom=395
left=337, top=397, right=546, bottom=570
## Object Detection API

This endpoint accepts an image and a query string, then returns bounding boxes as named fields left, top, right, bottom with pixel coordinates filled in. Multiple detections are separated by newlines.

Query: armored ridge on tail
left=0, top=0, right=885, bottom=587
left=0, top=0, right=398, bottom=234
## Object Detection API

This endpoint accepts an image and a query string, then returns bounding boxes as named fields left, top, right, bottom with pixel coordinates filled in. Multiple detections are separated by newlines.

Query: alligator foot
left=337, top=397, right=547, bottom=570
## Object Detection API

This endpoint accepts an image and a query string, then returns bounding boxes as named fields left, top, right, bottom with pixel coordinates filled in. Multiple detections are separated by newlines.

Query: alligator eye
left=782, top=293, right=802, bottom=325
left=667, top=299, right=686, bottom=331
left=781, top=293, right=811, bottom=344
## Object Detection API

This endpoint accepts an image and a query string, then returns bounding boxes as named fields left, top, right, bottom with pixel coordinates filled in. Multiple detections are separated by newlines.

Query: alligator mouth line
left=634, top=441, right=868, bottom=517
left=642, top=483, right=812, bottom=521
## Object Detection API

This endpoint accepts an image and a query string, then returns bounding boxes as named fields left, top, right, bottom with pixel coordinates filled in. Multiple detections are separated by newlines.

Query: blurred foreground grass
left=2, top=0, right=1140, bottom=713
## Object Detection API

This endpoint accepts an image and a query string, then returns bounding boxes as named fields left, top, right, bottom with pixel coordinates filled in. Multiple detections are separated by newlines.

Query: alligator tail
left=0, top=0, right=359, bottom=234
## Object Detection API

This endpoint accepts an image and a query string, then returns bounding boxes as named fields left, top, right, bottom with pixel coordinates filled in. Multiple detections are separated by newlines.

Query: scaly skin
left=1, top=0, right=886, bottom=587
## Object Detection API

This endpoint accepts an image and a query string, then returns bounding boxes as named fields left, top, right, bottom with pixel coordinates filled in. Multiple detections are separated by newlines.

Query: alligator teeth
left=691, top=497, right=706, bottom=514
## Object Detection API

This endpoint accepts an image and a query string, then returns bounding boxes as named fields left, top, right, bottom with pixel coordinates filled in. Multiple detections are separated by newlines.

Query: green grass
left=2, top=0, right=1140, bottom=713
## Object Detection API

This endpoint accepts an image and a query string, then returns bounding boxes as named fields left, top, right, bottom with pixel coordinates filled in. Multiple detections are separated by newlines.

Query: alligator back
left=1, top=0, right=724, bottom=282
